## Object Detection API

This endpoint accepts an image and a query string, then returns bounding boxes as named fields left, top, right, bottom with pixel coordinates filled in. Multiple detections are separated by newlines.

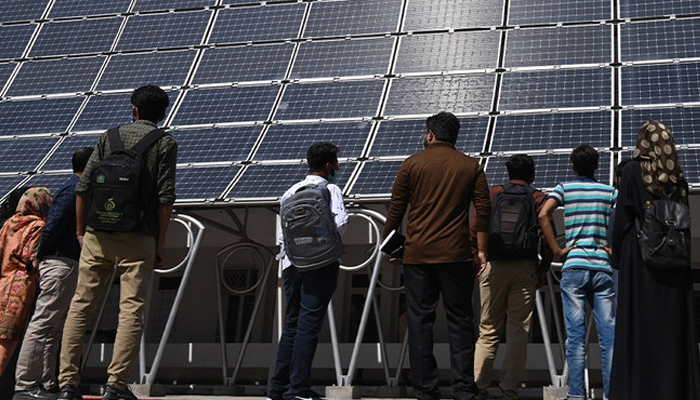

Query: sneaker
left=57, top=385, right=82, bottom=400
left=102, top=385, right=138, bottom=400
left=12, top=387, right=58, bottom=400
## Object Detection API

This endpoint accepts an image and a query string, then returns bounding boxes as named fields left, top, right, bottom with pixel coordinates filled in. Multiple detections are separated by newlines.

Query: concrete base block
left=543, top=385, right=569, bottom=400
left=374, top=386, right=406, bottom=398
left=130, top=384, right=166, bottom=397
left=325, top=386, right=361, bottom=400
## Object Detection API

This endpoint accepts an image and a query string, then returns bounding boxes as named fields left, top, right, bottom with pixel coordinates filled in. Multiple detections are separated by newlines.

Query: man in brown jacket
left=383, top=111, right=491, bottom=400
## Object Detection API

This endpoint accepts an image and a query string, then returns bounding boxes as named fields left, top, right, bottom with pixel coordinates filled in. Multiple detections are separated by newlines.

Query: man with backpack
left=57, top=85, right=177, bottom=400
left=268, top=142, right=348, bottom=400
left=472, top=154, right=552, bottom=400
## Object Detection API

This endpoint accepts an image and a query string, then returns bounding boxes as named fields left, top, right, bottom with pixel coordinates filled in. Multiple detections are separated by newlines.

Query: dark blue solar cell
left=72, top=92, right=178, bottom=132
left=275, top=80, right=383, bottom=120
left=209, top=4, right=305, bottom=44
left=48, top=0, right=131, bottom=18
left=0, top=97, right=83, bottom=136
left=0, top=0, right=49, bottom=23
left=194, top=44, right=294, bottom=84
left=620, top=0, right=700, bottom=19
left=7, top=57, right=105, bottom=96
left=621, top=107, right=700, bottom=147
left=116, top=11, right=211, bottom=51
left=505, top=25, right=612, bottom=68
left=404, top=0, right=504, bottom=31
left=254, top=121, right=372, bottom=161
left=30, top=18, right=122, bottom=57
left=41, top=134, right=100, bottom=171
left=0, top=137, right=57, bottom=173
left=173, top=126, right=262, bottom=163
left=304, top=0, right=401, bottom=38
left=0, top=176, right=30, bottom=201
left=172, top=86, right=279, bottom=126
left=23, top=173, right=74, bottom=194
left=222, top=0, right=286, bottom=4
left=384, top=75, right=495, bottom=116
left=97, top=50, right=197, bottom=91
left=509, top=0, right=610, bottom=25
left=291, top=37, right=393, bottom=79
left=348, top=160, right=402, bottom=197
left=621, top=63, right=700, bottom=106
left=499, top=68, right=611, bottom=111
left=492, top=111, right=611, bottom=152
left=176, top=165, right=241, bottom=201
left=0, top=64, right=16, bottom=89
left=395, top=31, right=500, bottom=74
left=0, top=24, right=36, bottom=60
left=621, top=18, right=700, bottom=63
left=677, top=149, right=700, bottom=185
left=133, top=0, right=216, bottom=12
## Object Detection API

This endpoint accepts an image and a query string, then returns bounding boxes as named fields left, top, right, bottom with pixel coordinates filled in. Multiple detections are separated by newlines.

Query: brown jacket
left=383, top=142, right=490, bottom=265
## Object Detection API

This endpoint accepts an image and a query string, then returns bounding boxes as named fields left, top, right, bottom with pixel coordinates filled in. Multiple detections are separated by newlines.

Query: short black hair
left=307, top=142, right=340, bottom=172
left=614, top=158, right=633, bottom=185
left=72, top=147, right=94, bottom=174
left=426, top=111, right=460, bottom=145
left=131, top=84, right=169, bottom=123
left=570, top=144, right=599, bottom=178
left=506, top=154, right=535, bottom=182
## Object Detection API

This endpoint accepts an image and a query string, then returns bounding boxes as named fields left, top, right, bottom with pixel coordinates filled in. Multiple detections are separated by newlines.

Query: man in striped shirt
left=538, top=145, right=617, bottom=400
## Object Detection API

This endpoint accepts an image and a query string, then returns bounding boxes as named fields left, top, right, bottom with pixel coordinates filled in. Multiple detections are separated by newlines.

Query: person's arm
left=75, top=192, right=88, bottom=247
left=329, top=184, right=348, bottom=236
left=472, top=166, right=491, bottom=275
left=383, top=162, right=410, bottom=266
left=538, top=197, right=575, bottom=261
left=155, top=137, right=178, bottom=268
left=155, top=203, right=173, bottom=268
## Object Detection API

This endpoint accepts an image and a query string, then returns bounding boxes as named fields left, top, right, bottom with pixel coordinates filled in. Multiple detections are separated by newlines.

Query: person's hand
left=155, top=245, right=166, bottom=268
left=599, top=244, right=612, bottom=256
left=475, top=262, right=487, bottom=279
left=383, top=253, right=403, bottom=266
left=554, top=245, right=576, bottom=261
left=77, top=233, right=84, bottom=248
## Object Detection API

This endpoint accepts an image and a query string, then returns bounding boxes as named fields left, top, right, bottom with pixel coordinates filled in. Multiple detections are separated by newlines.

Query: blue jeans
left=268, top=263, right=339, bottom=400
left=560, top=269, right=615, bottom=400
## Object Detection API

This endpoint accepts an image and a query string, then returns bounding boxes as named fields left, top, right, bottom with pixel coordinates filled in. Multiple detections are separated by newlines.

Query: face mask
left=328, top=164, right=338, bottom=184
left=421, top=130, right=430, bottom=149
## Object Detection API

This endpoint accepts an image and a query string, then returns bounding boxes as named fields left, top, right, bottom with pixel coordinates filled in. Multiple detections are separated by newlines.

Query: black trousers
left=404, top=262, right=477, bottom=400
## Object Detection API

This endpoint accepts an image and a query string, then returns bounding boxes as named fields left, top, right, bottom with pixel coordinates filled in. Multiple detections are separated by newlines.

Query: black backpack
left=636, top=192, right=691, bottom=269
left=488, top=183, right=540, bottom=260
left=87, top=127, right=166, bottom=232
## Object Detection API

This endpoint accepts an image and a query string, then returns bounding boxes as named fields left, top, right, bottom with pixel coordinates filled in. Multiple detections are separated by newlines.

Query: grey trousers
left=15, top=257, right=78, bottom=391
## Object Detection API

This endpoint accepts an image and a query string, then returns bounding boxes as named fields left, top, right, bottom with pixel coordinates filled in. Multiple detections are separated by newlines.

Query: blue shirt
left=36, top=174, right=81, bottom=261
left=547, top=176, right=617, bottom=273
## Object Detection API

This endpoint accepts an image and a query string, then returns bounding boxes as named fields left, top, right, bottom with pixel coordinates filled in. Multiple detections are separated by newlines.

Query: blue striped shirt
left=547, top=176, right=617, bottom=273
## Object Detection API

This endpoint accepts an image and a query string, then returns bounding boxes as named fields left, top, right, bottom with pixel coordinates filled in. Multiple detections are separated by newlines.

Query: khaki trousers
left=474, top=260, right=537, bottom=400
left=59, top=231, right=155, bottom=390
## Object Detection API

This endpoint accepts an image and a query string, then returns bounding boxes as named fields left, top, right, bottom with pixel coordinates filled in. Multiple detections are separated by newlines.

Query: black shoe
left=57, top=385, right=82, bottom=400
left=12, top=387, right=58, bottom=400
left=102, top=385, right=138, bottom=400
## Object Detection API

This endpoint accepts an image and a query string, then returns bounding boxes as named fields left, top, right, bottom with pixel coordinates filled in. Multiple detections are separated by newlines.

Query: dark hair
left=506, top=154, right=535, bottom=182
left=570, top=144, right=599, bottom=178
left=307, top=142, right=340, bottom=172
left=131, top=84, right=169, bottom=123
left=426, top=111, right=460, bottom=145
left=72, top=147, right=94, bottom=174
left=614, top=158, right=633, bottom=186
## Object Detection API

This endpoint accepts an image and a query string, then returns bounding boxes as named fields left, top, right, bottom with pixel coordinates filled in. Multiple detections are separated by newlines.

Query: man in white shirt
left=268, top=142, right=348, bottom=400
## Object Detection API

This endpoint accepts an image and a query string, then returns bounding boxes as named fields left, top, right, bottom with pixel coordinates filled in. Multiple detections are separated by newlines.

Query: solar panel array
left=1, top=0, right=699, bottom=204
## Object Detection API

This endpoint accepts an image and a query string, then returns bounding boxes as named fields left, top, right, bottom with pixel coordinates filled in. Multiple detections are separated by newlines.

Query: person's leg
left=0, top=339, right=20, bottom=376
left=474, top=262, right=507, bottom=397
left=590, top=271, right=615, bottom=400
left=439, top=262, right=477, bottom=400
left=404, top=264, right=441, bottom=400
left=269, top=267, right=302, bottom=400
left=559, top=269, right=589, bottom=400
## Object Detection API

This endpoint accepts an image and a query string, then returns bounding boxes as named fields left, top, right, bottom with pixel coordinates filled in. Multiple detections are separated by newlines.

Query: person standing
left=57, top=85, right=177, bottom=400
left=382, top=111, right=491, bottom=400
left=12, top=148, right=93, bottom=400
left=538, top=145, right=616, bottom=400
left=609, top=121, right=700, bottom=400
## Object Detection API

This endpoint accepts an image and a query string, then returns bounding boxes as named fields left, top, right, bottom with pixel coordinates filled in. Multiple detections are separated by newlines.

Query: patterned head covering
left=632, top=120, right=688, bottom=204
left=14, top=187, right=51, bottom=220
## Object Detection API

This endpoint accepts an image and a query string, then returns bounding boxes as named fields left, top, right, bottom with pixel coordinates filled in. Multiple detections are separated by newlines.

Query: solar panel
left=677, top=149, right=700, bottom=185
left=499, top=68, right=611, bottom=111
left=403, top=0, right=504, bottom=31
left=508, top=0, right=611, bottom=25
left=40, top=134, right=100, bottom=171
left=0, top=137, right=57, bottom=173
left=620, top=18, right=700, bottom=63
left=0, top=63, right=16, bottom=90
left=290, top=37, right=394, bottom=79
left=208, top=4, right=305, bottom=44
left=395, top=31, right=500, bottom=74
left=22, top=173, right=73, bottom=194
left=0, top=97, right=84, bottom=136
left=348, top=160, right=402, bottom=197
left=0, top=24, right=36, bottom=60
left=116, top=11, right=211, bottom=51
left=193, top=44, right=294, bottom=84
left=48, top=0, right=131, bottom=18
left=7, top=57, right=105, bottom=97
left=72, top=91, right=179, bottom=133
left=29, top=18, right=123, bottom=57
left=0, top=0, right=49, bottom=23
left=384, top=75, right=495, bottom=116
left=505, top=25, right=612, bottom=68
left=226, top=163, right=309, bottom=199
left=176, top=165, right=241, bottom=201
left=223, top=0, right=287, bottom=4
left=491, top=111, right=612, bottom=153
left=97, top=51, right=197, bottom=91
left=621, top=63, right=700, bottom=106
left=274, top=80, right=383, bottom=121
left=172, top=86, right=278, bottom=126
left=173, top=126, right=262, bottom=164
left=132, top=0, right=217, bottom=12
left=619, top=0, right=700, bottom=19
left=304, top=0, right=402, bottom=38
left=0, top=176, right=29, bottom=199
left=254, top=122, right=372, bottom=161
left=620, top=107, right=700, bottom=147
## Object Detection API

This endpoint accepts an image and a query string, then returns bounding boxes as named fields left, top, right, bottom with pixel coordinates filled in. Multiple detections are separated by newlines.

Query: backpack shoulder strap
left=130, top=128, right=167, bottom=156
left=107, top=127, right=124, bottom=151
